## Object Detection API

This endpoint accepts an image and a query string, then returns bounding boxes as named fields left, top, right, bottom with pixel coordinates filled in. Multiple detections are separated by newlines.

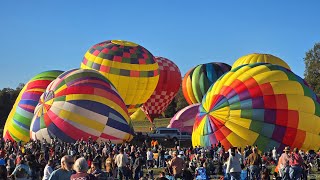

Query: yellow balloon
left=232, top=53, right=290, bottom=70
left=81, top=40, right=159, bottom=114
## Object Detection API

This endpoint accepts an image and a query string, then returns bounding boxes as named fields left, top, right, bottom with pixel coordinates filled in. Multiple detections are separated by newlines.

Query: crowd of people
left=0, top=137, right=318, bottom=180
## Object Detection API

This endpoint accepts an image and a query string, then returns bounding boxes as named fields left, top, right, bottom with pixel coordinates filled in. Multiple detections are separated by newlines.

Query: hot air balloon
left=141, top=57, right=181, bottom=123
left=168, top=103, right=200, bottom=133
left=3, top=70, right=63, bottom=143
left=192, top=63, right=320, bottom=152
left=80, top=40, right=159, bottom=114
left=232, top=53, right=290, bottom=70
left=30, top=69, right=134, bottom=143
left=182, top=62, right=231, bottom=105
left=130, top=108, right=147, bottom=121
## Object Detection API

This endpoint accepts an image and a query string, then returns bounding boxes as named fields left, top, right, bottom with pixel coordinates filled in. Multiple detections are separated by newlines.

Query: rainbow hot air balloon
left=141, top=57, right=181, bottom=123
left=232, top=53, right=290, bottom=70
left=80, top=40, right=159, bottom=114
left=192, top=63, right=320, bottom=152
left=30, top=69, right=134, bottom=143
left=3, top=70, right=63, bottom=143
left=182, top=62, right=231, bottom=105
left=168, top=103, right=200, bottom=133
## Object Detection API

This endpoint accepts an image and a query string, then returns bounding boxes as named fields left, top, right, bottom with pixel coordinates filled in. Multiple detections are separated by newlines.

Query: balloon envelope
left=168, top=103, right=200, bottom=133
left=3, top=70, right=63, bottom=143
left=232, top=53, right=290, bottom=70
left=192, top=63, right=320, bottom=152
left=141, top=57, right=181, bottom=123
left=182, top=62, right=231, bottom=105
left=30, top=69, right=134, bottom=143
left=81, top=40, right=159, bottom=114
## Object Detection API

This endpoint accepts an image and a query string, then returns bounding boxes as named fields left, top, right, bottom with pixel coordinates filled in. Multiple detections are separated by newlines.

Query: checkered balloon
left=141, top=57, right=181, bottom=123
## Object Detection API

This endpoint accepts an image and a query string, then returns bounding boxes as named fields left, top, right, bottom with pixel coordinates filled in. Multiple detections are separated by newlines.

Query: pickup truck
left=147, top=127, right=191, bottom=141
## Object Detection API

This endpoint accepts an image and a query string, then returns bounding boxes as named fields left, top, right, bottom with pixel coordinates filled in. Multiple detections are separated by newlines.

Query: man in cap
left=279, top=146, right=291, bottom=179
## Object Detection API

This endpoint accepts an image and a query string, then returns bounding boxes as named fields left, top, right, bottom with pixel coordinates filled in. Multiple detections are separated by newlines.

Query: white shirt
left=147, top=151, right=153, bottom=160
left=42, top=164, right=53, bottom=180
left=272, top=149, right=277, bottom=158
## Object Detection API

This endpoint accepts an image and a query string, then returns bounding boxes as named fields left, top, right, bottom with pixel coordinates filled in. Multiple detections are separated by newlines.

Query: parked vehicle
left=147, top=127, right=191, bottom=141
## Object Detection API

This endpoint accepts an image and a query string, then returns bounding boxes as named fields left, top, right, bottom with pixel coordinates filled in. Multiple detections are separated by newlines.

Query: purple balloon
left=167, top=103, right=200, bottom=133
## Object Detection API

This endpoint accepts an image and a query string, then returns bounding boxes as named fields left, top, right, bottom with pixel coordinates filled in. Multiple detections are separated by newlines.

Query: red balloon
left=141, top=57, right=181, bottom=123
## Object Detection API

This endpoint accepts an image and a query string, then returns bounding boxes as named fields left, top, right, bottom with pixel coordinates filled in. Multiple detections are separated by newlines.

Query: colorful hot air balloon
left=3, top=70, right=63, bottom=143
left=80, top=40, right=159, bottom=114
left=232, top=53, right=290, bottom=70
left=168, top=103, right=200, bottom=133
left=192, top=63, right=320, bottom=152
left=141, top=57, right=181, bottom=123
left=30, top=69, right=134, bottom=144
left=182, top=62, right=231, bottom=105
left=130, top=108, right=147, bottom=121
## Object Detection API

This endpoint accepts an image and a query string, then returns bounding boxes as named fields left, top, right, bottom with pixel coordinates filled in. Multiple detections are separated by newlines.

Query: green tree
left=175, top=87, right=189, bottom=112
left=304, top=43, right=320, bottom=95
left=0, top=84, right=24, bottom=128
left=164, top=98, right=177, bottom=118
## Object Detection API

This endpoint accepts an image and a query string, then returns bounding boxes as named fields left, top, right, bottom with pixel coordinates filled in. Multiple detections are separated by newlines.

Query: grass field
left=131, top=118, right=171, bottom=132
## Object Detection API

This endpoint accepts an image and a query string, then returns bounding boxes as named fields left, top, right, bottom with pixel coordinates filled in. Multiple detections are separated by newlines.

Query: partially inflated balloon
left=3, top=70, right=63, bottom=143
left=168, top=103, right=200, bottom=133
left=130, top=108, right=147, bottom=121
left=81, top=40, right=159, bottom=114
left=30, top=69, right=134, bottom=143
left=192, top=63, right=320, bottom=151
left=141, top=57, right=181, bottom=123
left=182, top=63, right=231, bottom=104
left=232, top=53, right=290, bottom=70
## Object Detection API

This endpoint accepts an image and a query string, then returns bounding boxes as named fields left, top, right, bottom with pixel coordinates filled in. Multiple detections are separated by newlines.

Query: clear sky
left=0, top=1, right=319, bottom=89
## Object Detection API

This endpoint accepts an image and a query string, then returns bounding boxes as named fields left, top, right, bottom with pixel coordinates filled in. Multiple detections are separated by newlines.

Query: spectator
left=289, top=148, right=303, bottom=179
left=90, top=161, right=107, bottom=180
left=157, top=171, right=169, bottom=180
left=42, top=159, right=53, bottom=180
left=195, top=162, right=209, bottom=180
left=48, top=155, right=73, bottom=180
left=133, top=152, right=144, bottom=180
left=0, top=164, right=7, bottom=180
left=246, top=147, right=262, bottom=179
left=9, top=159, right=31, bottom=180
left=169, top=151, right=184, bottom=179
left=114, top=149, right=129, bottom=180
left=105, top=153, right=115, bottom=178
left=71, top=157, right=96, bottom=180
left=279, top=147, right=291, bottom=180
left=147, top=148, right=154, bottom=168
left=226, top=147, right=242, bottom=180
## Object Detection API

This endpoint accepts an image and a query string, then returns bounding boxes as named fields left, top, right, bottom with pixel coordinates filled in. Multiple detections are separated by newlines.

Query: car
left=147, top=127, right=191, bottom=141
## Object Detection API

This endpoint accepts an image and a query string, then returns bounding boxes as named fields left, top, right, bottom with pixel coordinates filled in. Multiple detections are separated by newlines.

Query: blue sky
left=0, top=1, right=319, bottom=89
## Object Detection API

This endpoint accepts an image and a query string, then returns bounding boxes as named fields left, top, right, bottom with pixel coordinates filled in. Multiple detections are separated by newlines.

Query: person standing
left=279, top=147, right=291, bottom=180
left=169, top=151, right=185, bottom=179
left=272, top=147, right=278, bottom=162
left=133, top=152, right=143, bottom=180
left=42, top=159, right=53, bottom=180
left=289, top=148, right=303, bottom=180
left=246, top=148, right=262, bottom=179
left=48, top=155, right=73, bottom=180
left=226, top=147, right=242, bottom=180
left=147, top=148, right=154, bottom=168
left=114, top=149, right=129, bottom=180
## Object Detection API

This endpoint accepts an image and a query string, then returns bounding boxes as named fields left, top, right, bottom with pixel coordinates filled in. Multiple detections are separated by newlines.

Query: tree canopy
left=304, top=42, right=320, bottom=95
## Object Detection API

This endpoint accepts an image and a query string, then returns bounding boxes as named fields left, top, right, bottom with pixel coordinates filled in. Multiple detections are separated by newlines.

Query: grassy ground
left=131, top=118, right=171, bottom=132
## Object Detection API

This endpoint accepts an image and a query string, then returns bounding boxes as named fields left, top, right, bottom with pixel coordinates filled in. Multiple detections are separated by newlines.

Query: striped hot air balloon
left=192, top=63, right=320, bottom=152
left=3, top=70, right=63, bottom=143
left=182, top=62, right=231, bottom=104
left=30, top=69, right=134, bottom=144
